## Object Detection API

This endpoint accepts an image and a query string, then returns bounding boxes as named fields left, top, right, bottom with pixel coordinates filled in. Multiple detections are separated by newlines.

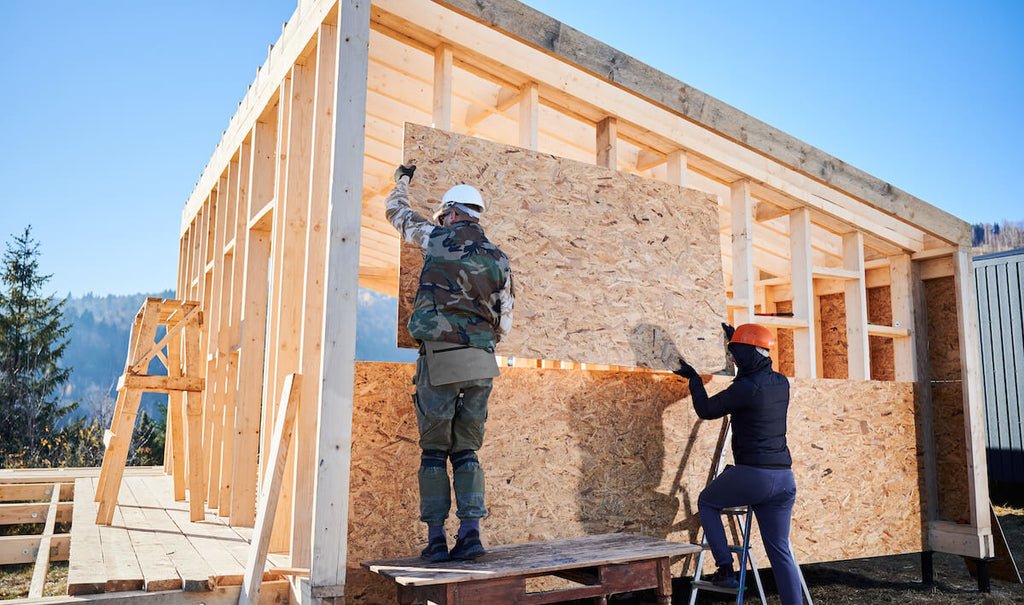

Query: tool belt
left=419, top=340, right=499, bottom=386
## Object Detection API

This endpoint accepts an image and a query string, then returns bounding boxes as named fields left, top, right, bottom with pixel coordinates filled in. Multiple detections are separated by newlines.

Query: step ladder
left=687, top=419, right=813, bottom=604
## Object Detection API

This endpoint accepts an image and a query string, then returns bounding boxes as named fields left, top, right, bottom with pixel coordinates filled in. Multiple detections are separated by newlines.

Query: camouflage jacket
left=385, top=179, right=514, bottom=352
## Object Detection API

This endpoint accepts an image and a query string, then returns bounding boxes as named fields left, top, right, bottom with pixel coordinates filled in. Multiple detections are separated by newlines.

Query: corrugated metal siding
left=975, top=248, right=1024, bottom=483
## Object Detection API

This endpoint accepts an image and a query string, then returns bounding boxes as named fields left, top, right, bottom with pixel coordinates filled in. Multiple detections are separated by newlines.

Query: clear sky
left=1, top=1, right=1020, bottom=297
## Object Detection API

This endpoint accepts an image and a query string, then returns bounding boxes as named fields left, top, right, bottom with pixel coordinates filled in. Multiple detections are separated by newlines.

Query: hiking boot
left=449, top=529, right=486, bottom=560
left=420, top=536, right=449, bottom=562
left=707, top=566, right=739, bottom=589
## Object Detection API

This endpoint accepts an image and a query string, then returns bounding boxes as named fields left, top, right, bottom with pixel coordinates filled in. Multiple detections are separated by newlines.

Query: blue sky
left=1, top=1, right=1020, bottom=297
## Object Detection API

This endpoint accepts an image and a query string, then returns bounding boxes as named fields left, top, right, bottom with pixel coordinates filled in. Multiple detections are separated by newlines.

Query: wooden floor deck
left=67, top=474, right=287, bottom=598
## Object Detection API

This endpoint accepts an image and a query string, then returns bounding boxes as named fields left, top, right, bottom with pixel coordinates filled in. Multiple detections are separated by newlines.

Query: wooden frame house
left=1, top=0, right=997, bottom=603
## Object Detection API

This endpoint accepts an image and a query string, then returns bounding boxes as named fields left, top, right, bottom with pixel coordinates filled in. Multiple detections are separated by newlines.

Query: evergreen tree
left=0, top=226, right=76, bottom=466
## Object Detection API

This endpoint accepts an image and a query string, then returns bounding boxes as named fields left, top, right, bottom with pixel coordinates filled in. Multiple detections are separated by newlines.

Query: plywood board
left=867, top=286, right=895, bottom=381
left=396, top=124, right=726, bottom=371
left=819, top=293, right=848, bottom=379
left=344, top=362, right=921, bottom=604
left=924, top=276, right=971, bottom=522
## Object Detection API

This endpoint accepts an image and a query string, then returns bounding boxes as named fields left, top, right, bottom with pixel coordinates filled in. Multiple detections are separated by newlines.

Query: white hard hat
left=433, top=184, right=486, bottom=221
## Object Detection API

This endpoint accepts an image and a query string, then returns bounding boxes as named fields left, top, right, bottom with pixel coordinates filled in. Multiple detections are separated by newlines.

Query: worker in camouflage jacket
left=385, top=164, right=514, bottom=562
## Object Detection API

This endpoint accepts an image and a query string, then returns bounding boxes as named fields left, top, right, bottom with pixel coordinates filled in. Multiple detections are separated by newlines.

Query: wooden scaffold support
left=95, top=298, right=205, bottom=525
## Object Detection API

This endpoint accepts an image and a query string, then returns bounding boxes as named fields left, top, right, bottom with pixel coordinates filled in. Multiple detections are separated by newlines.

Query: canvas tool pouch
left=422, top=340, right=499, bottom=386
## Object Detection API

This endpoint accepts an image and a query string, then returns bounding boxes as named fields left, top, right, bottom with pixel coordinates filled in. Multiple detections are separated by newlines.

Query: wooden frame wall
left=172, top=0, right=995, bottom=600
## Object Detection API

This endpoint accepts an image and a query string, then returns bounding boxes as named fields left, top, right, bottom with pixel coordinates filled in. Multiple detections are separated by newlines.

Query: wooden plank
left=596, top=116, right=616, bottom=169
left=13, top=580, right=290, bottom=605
left=217, top=354, right=239, bottom=517
left=291, top=18, right=338, bottom=568
left=238, top=374, right=302, bottom=605
left=129, top=306, right=202, bottom=375
left=813, top=266, right=861, bottom=280
left=844, top=231, right=869, bottom=380
left=98, top=478, right=145, bottom=593
left=0, top=534, right=70, bottom=566
left=230, top=120, right=276, bottom=527
left=124, top=476, right=215, bottom=592
left=118, top=375, right=204, bottom=393
left=96, top=389, right=144, bottom=525
left=518, top=81, right=538, bottom=150
left=0, top=468, right=158, bottom=483
left=952, top=247, right=995, bottom=557
left=114, top=476, right=182, bottom=592
left=0, top=501, right=73, bottom=525
left=398, top=124, right=727, bottom=371
left=730, top=179, right=754, bottom=325
left=310, top=0, right=370, bottom=593
left=69, top=478, right=107, bottom=595
left=889, top=253, right=916, bottom=381
left=867, top=324, right=910, bottom=338
left=183, top=322, right=206, bottom=523
left=789, top=208, right=816, bottom=378
left=432, top=43, right=452, bottom=129
left=362, top=533, right=700, bottom=587
left=665, top=149, right=687, bottom=187
left=28, top=483, right=61, bottom=597
left=168, top=333, right=187, bottom=501
left=0, top=483, right=72, bottom=502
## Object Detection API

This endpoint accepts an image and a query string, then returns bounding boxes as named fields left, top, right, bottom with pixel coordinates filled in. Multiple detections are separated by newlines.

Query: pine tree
left=0, top=226, right=76, bottom=467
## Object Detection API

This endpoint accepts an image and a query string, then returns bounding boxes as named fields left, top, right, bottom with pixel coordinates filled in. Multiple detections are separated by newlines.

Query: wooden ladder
left=94, top=298, right=205, bottom=525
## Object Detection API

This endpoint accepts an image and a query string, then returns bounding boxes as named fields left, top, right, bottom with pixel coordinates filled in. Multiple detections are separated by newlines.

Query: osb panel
left=868, top=286, right=895, bottom=381
left=924, top=276, right=971, bottom=522
left=345, top=362, right=922, bottom=604
left=775, top=300, right=795, bottom=377
left=819, top=293, right=848, bottom=379
left=396, top=123, right=727, bottom=371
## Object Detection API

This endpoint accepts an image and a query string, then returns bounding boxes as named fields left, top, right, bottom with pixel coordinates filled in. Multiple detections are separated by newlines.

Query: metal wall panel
left=975, top=248, right=1024, bottom=483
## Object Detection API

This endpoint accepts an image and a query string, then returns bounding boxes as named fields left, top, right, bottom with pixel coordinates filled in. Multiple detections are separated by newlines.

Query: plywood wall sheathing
left=867, top=286, right=896, bottom=381
left=819, top=293, right=848, bottom=380
left=923, top=276, right=971, bottom=523
left=343, top=362, right=921, bottom=604
left=397, top=124, right=727, bottom=371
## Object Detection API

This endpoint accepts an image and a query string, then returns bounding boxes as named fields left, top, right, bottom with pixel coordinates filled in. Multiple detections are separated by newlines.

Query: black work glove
left=721, top=322, right=735, bottom=342
left=394, top=164, right=416, bottom=183
left=673, top=357, right=699, bottom=380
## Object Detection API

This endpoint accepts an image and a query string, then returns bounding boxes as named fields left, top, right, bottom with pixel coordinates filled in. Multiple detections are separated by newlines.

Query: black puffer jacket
left=687, top=343, right=792, bottom=468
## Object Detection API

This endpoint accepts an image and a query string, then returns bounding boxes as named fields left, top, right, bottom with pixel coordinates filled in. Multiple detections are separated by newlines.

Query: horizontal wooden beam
left=0, top=534, right=70, bottom=565
left=867, top=324, right=911, bottom=338
left=0, top=483, right=74, bottom=502
left=0, top=501, right=73, bottom=525
left=812, top=266, right=861, bottom=281
left=117, top=374, right=205, bottom=393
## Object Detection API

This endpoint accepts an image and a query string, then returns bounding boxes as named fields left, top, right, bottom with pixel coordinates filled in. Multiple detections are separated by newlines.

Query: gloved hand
left=721, top=322, right=735, bottom=342
left=394, top=164, right=416, bottom=183
left=673, top=358, right=699, bottom=379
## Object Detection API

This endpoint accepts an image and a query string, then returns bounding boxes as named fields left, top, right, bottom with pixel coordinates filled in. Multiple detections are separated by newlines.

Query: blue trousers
left=698, top=464, right=802, bottom=605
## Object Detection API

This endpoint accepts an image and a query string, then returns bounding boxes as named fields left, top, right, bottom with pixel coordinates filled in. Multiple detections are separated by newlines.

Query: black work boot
left=448, top=529, right=486, bottom=560
left=707, top=565, right=739, bottom=589
left=420, top=535, right=450, bottom=562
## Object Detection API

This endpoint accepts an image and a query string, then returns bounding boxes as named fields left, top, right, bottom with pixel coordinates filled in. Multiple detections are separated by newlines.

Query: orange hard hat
left=730, top=323, right=775, bottom=350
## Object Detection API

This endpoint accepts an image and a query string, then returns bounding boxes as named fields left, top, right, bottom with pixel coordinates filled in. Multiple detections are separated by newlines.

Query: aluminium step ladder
left=687, top=419, right=813, bottom=604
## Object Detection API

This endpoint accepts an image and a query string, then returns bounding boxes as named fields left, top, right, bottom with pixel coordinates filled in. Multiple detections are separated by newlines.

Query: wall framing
left=171, top=0, right=994, bottom=601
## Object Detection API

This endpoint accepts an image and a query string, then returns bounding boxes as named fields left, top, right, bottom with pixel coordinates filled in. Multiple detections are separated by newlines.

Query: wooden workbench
left=362, top=532, right=702, bottom=604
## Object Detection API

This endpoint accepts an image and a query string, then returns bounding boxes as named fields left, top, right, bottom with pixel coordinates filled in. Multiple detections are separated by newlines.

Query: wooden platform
left=67, top=474, right=287, bottom=597
left=363, top=533, right=701, bottom=605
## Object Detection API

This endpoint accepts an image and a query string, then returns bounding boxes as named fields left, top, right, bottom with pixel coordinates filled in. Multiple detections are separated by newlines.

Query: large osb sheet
left=396, top=123, right=726, bottom=371
left=345, top=362, right=922, bottom=604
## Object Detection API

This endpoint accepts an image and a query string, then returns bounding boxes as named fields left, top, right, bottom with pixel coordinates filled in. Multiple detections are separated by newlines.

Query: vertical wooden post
left=911, top=259, right=939, bottom=521
left=230, top=120, right=276, bottom=527
left=843, top=231, right=869, bottom=380
left=168, top=332, right=187, bottom=501
left=270, top=59, right=316, bottom=554
left=311, top=0, right=370, bottom=598
left=730, top=180, right=754, bottom=325
left=518, top=81, right=538, bottom=150
left=184, top=317, right=206, bottom=522
left=433, top=44, right=452, bottom=130
left=952, top=247, right=995, bottom=556
left=789, top=208, right=816, bottom=378
left=889, top=253, right=916, bottom=381
left=292, top=20, right=338, bottom=568
left=666, top=149, right=687, bottom=187
left=596, top=116, right=617, bottom=170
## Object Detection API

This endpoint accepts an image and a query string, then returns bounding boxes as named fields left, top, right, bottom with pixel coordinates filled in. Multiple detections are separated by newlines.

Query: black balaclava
left=728, top=342, right=772, bottom=378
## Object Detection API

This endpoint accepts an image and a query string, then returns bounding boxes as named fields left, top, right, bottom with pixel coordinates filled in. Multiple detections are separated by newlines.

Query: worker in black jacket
left=675, top=323, right=801, bottom=605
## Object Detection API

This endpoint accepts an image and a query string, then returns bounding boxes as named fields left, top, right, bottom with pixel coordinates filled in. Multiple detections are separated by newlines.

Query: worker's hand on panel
left=673, top=357, right=700, bottom=379
left=721, top=322, right=735, bottom=342
left=394, top=164, right=417, bottom=183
